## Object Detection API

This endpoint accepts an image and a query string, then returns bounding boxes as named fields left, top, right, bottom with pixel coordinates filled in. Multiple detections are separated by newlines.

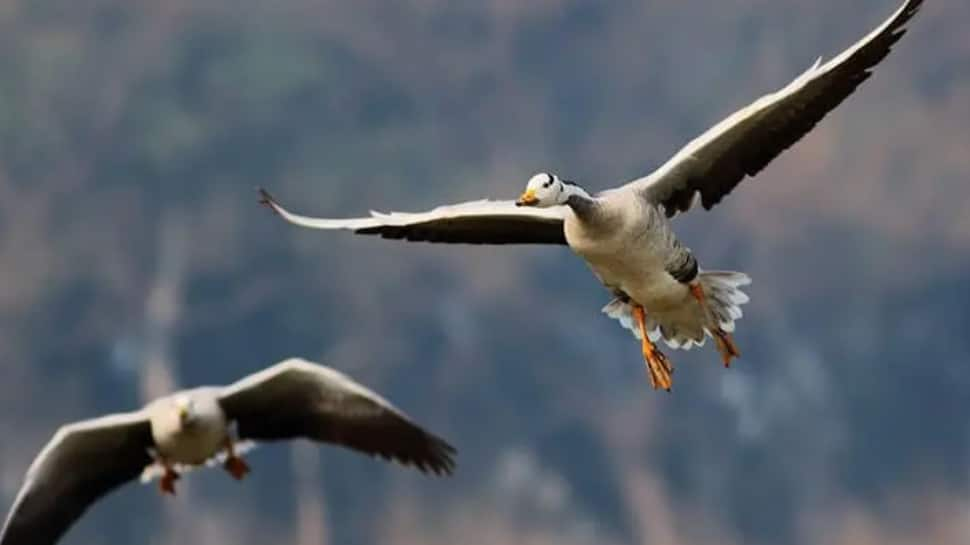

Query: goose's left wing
left=259, top=189, right=567, bottom=245
left=624, top=0, right=923, bottom=217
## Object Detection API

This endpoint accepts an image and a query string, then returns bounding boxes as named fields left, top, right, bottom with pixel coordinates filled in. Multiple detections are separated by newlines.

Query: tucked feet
left=690, top=282, right=741, bottom=368
left=633, top=305, right=674, bottom=391
left=257, top=188, right=280, bottom=214
left=159, top=465, right=180, bottom=496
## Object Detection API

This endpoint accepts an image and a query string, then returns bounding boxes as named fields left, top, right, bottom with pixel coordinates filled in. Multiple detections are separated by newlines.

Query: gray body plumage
left=562, top=188, right=734, bottom=347
left=565, top=193, right=695, bottom=308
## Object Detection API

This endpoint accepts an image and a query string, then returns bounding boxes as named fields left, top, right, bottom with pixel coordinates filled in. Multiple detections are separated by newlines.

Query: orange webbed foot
left=644, top=345, right=674, bottom=392
left=712, top=329, right=741, bottom=368
left=633, top=304, right=674, bottom=392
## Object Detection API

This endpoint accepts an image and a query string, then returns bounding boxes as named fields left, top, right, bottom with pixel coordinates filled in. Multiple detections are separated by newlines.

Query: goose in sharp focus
left=0, top=358, right=455, bottom=545
left=259, top=0, right=922, bottom=391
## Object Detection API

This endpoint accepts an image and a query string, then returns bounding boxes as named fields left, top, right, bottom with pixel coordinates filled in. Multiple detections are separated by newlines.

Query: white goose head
left=516, top=172, right=567, bottom=208
left=516, top=172, right=593, bottom=208
left=172, top=394, right=197, bottom=427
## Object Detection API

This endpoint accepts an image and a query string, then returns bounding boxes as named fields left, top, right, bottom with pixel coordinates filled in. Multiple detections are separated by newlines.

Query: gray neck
left=561, top=182, right=599, bottom=220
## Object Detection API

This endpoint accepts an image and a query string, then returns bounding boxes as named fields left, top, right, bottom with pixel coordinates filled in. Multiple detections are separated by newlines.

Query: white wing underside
left=266, top=197, right=564, bottom=230
left=260, top=189, right=567, bottom=245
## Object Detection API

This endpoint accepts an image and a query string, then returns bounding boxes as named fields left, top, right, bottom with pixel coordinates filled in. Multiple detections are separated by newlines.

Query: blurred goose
left=259, top=0, right=922, bottom=391
left=0, top=358, right=455, bottom=545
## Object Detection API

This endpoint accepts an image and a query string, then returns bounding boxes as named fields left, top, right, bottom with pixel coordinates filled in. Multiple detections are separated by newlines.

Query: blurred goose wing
left=259, top=189, right=566, bottom=245
left=217, top=358, right=456, bottom=475
left=624, top=0, right=923, bottom=217
left=0, top=412, right=153, bottom=545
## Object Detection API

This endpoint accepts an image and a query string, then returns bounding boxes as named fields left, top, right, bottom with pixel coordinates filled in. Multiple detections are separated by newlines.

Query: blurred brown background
left=0, top=1, right=967, bottom=544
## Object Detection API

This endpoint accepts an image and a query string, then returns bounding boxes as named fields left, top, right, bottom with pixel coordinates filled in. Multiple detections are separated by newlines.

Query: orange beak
left=515, top=189, right=539, bottom=207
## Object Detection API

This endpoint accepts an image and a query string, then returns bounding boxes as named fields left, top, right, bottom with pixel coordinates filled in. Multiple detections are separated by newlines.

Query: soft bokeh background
left=1, top=1, right=968, bottom=544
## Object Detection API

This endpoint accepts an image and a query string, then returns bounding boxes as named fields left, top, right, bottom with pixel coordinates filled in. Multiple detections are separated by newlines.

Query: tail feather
left=602, top=271, right=751, bottom=351
left=602, top=298, right=661, bottom=343
left=602, top=298, right=707, bottom=350
left=700, top=271, right=750, bottom=333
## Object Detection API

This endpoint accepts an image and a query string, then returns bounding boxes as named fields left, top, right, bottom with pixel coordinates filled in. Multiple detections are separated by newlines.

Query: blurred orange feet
left=224, top=456, right=250, bottom=480
left=712, top=328, right=740, bottom=367
left=223, top=439, right=251, bottom=480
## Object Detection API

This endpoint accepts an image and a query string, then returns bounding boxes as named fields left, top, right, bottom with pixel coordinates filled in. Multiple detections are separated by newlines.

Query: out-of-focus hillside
left=0, top=1, right=968, bottom=544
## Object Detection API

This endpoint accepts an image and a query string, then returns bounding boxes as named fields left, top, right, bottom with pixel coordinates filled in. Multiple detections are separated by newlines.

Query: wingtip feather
left=257, top=187, right=281, bottom=215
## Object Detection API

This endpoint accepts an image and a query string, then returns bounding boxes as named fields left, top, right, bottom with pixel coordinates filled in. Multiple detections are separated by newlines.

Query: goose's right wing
left=259, top=189, right=567, bottom=245
left=0, top=412, right=153, bottom=545
left=218, top=358, right=456, bottom=475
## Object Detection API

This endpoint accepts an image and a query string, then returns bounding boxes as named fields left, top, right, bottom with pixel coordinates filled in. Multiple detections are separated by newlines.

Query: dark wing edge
left=0, top=412, right=153, bottom=545
left=634, top=0, right=923, bottom=217
left=258, top=187, right=567, bottom=245
left=218, top=358, right=456, bottom=476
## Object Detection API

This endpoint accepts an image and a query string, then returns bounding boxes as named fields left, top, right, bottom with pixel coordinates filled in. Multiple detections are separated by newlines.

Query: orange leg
left=689, top=283, right=740, bottom=367
left=159, top=463, right=180, bottom=496
left=632, top=304, right=674, bottom=392
left=223, top=438, right=251, bottom=480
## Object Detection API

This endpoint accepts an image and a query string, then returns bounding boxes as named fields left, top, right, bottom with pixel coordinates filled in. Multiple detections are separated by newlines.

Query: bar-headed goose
left=260, top=0, right=922, bottom=391
left=0, top=358, right=455, bottom=545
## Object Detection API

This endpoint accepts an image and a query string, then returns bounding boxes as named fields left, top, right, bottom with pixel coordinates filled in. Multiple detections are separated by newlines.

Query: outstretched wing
left=624, top=0, right=923, bottom=217
left=259, top=189, right=567, bottom=245
left=217, top=358, right=456, bottom=475
left=0, top=412, right=153, bottom=545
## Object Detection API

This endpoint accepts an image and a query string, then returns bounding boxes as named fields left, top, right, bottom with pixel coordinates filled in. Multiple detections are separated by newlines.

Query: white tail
left=602, top=271, right=751, bottom=350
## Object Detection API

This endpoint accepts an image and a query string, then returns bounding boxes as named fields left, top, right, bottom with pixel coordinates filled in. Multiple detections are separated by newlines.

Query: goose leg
left=223, top=438, right=251, bottom=480
left=632, top=304, right=673, bottom=391
left=689, top=283, right=740, bottom=367
left=159, top=463, right=180, bottom=496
